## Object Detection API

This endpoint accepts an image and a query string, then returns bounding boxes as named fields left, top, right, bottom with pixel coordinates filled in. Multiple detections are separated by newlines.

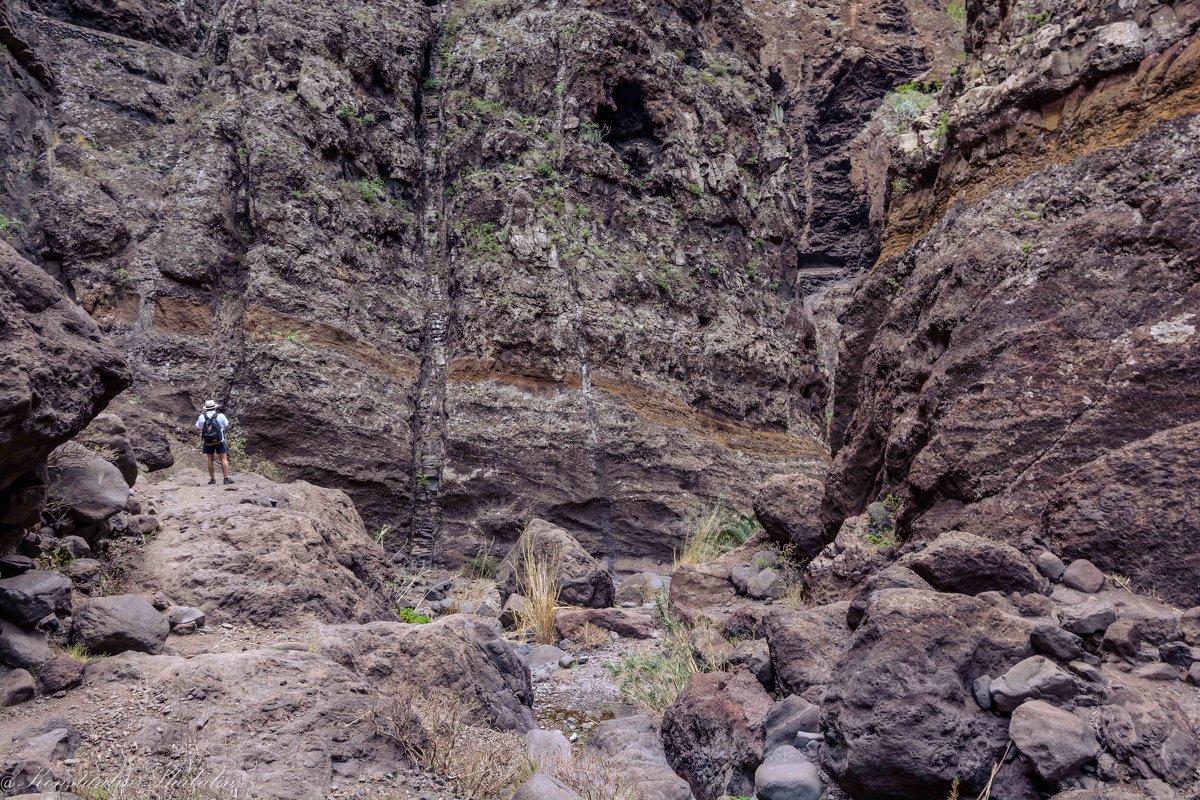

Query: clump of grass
left=552, top=756, right=637, bottom=800
left=675, top=505, right=760, bottom=566
left=574, top=621, right=611, bottom=651
left=462, top=539, right=499, bottom=579
left=56, top=643, right=95, bottom=663
left=368, top=685, right=532, bottom=800
left=514, top=525, right=562, bottom=644
left=604, top=595, right=722, bottom=715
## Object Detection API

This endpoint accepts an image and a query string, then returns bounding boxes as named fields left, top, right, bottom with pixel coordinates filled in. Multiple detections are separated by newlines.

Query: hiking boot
left=223, top=477, right=234, bottom=485
left=208, top=478, right=216, bottom=485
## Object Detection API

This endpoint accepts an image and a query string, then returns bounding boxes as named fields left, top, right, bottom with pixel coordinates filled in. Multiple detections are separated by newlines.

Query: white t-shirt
left=195, top=412, right=229, bottom=444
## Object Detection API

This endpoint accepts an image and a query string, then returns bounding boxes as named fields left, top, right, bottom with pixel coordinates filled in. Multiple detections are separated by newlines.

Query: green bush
left=398, top=607, right=432, bottom=624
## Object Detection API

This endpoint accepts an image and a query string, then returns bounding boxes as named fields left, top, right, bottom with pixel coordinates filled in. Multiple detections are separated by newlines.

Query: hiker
left=195, top=400, right=233, bottom=485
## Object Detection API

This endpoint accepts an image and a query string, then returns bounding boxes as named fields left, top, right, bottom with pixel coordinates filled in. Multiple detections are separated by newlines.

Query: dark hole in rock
left=595, top=80, right=661, bottom=175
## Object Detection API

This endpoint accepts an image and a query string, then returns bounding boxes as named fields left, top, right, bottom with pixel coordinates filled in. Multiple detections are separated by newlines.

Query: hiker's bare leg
left=219, top=452, right=231, bottom=479
left=206, top=452, right=216, bottom=481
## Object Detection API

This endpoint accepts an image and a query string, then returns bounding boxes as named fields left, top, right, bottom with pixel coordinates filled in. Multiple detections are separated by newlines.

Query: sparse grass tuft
left=462, top=539, right=499, bottom=579
left=368, top=685, right=532, bottom=799
left=574, top=621, right=610, bottom=651
left=514, top=525, right=561, bottom=644
left=398, top=607, right=432, bottom=624
left=675, top=505, right=760, bottom=566
left=56, top=642, right=96, bottom=663
left=604, top=595, right=721, bottom=715
left=552, top=756, right=637, bottom=800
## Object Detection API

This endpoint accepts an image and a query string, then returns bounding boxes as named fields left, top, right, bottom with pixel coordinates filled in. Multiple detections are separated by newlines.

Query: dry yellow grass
left=514, top=525, right=562, bottom=645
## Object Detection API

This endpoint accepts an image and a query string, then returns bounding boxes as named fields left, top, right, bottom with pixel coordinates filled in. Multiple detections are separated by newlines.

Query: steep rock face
left=1, top=0, right=955, bottom=564
left=825, top=0, right=1200, bottom=606
left=0, top=241, right=130, bottom=549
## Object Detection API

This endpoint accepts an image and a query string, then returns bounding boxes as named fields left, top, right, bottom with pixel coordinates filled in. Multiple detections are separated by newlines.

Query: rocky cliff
left=826, top=0, right=1200, bottom=607
left=0, top=0, right=961, bottom=565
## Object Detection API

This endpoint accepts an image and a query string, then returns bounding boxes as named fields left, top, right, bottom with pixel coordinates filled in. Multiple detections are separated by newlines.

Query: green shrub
left=398, top=607, right=432, bottom=624
left=350, top=176, right=386, bottom=203
left=676, top=505, right=760, bottom=566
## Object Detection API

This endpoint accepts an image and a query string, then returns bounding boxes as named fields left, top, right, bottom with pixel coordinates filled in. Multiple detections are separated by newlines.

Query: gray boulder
left=766, top=601, right=852, bottom=695
left=1098, top=689, right=1200, bottom=786
left=1031, top=623, right=1086, bottom=662
left=1009, top=700, right=1098, bottom=782
left=518, top=644, right=568, bottom=673
left=763, top=694, right=820, bottom=752
left=1061, top=560, right=1105, bottom=593
left=72, top=594, right=169, bottom=655
left=1182, top=606, right=1200, bottom=645
left=1, top=667, right=36, bottom=705
left=525, top=729, right=572, bottom=773
left=78, top=413, right=139, bottom=487
left=753, top=473, right=827, bottom=560
left=46, top=448, right=129, bottom=527
left=585, top=714, right=693, bottom=800
left=1036, top=552, right=1067, bottom=581
left=728, top=639, right=773, bottom=689
left=746, top=567, right=786, bottom=600
left=318, top=616, right=535, bottom=732
left=1060, top=598, right=1117, bottom=636
left=903, top=531, right=1046, bottom=596
left=167, top=606, right=206, bottom=634
left=846, top=564, right=932, bottom=629
left=754, top=745, right=821, bottom=800
left=990, top=656, right=1078, bottom=713
left=496, top=519, right=614, bottom=609
left=0, top=619, right=52, bottom=669
left=0, top=570, right=72, bottom=627
left=35, top=656, right=85, bottom=694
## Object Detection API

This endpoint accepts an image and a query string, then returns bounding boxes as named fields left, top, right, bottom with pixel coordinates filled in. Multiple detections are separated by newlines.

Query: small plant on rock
left=462, top=539, right=498, bottom=579
left=398, top=607, right=432, bottom=624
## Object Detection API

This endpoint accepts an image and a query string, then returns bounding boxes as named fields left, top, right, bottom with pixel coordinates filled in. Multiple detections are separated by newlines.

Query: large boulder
left=45, top=445, right=130, bottom=530
left=584, top=714, right=693, bottom=800
left=661, top=668, right=772, bottom=800
left=989, top=656, right=1078, bottom=713
left=496, top=519, right=614, bottom=609
left=846, top=564, right=932, bottom=629
left=669, top=531, right=774, bottom=626
left=822, top=590, right=1036, bottom=799
left=0, top=619, right=52, bottom=669
left=753, top=473, right=827, bottom=560
left=73, top=594, right=169, bottom=655
left=802, top=513, right=898, bottom=603
left=0, top=570, right=72, bottom=627
left=554, top=607, right=655, bottom=641
left=122, top=471, right=392, bottom=626
left=1009, top=700, right=1099, bottom=783
left=0, top=241, right=130, bottom=549
left=317, top=615, right=535, bottom=731
left=902, top=531, right=1046, bottom=596
left=615, top=572, right=666, bottom=605
left=766, top=601, right=852, bottom=695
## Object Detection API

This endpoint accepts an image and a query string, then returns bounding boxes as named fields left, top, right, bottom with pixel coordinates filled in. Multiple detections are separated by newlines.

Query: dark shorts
left=203, top=442, right=228, bottom=455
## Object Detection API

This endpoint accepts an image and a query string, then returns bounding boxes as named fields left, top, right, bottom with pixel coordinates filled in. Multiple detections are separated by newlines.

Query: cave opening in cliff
left=595, top=80, right=660, bottom=175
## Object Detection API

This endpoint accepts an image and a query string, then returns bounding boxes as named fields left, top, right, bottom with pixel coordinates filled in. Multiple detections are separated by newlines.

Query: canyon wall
left=1, top=0, right=956, bottom=564
left=827, top=0, right=1200, bottom=606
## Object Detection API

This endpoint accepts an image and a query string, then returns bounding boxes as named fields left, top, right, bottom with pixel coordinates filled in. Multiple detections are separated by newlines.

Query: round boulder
left=753, top=473, right=828, bottom=560
left=73, top=594, right=169, bottom=655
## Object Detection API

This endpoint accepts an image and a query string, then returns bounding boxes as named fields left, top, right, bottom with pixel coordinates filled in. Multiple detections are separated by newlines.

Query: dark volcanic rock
left=661, top=668, right=772, bottom=800
left=0, top=242, right=130, bottom=547
left=753, top=473, right=827, bottom=560
left=823, top=0, right=1200, bottom=610
left=822, top=590, right=1036, bottom=800
left=766, top=601, right=852, bottom=696
left=903, top=531, right=1046, bottom=597
left=0, top=570, right=72, bottom=627
left=73, top=594, right=169, bottom=655
left=1009, top=700, right=1099, bottom=783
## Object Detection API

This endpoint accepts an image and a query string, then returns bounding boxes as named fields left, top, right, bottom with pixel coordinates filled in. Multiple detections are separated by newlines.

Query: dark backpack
left=201, top=412, right=223, bottom=445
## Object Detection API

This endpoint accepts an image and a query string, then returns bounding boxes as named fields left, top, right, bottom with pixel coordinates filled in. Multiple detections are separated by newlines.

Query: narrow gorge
left=1, top=0, right=1198, bottom=798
